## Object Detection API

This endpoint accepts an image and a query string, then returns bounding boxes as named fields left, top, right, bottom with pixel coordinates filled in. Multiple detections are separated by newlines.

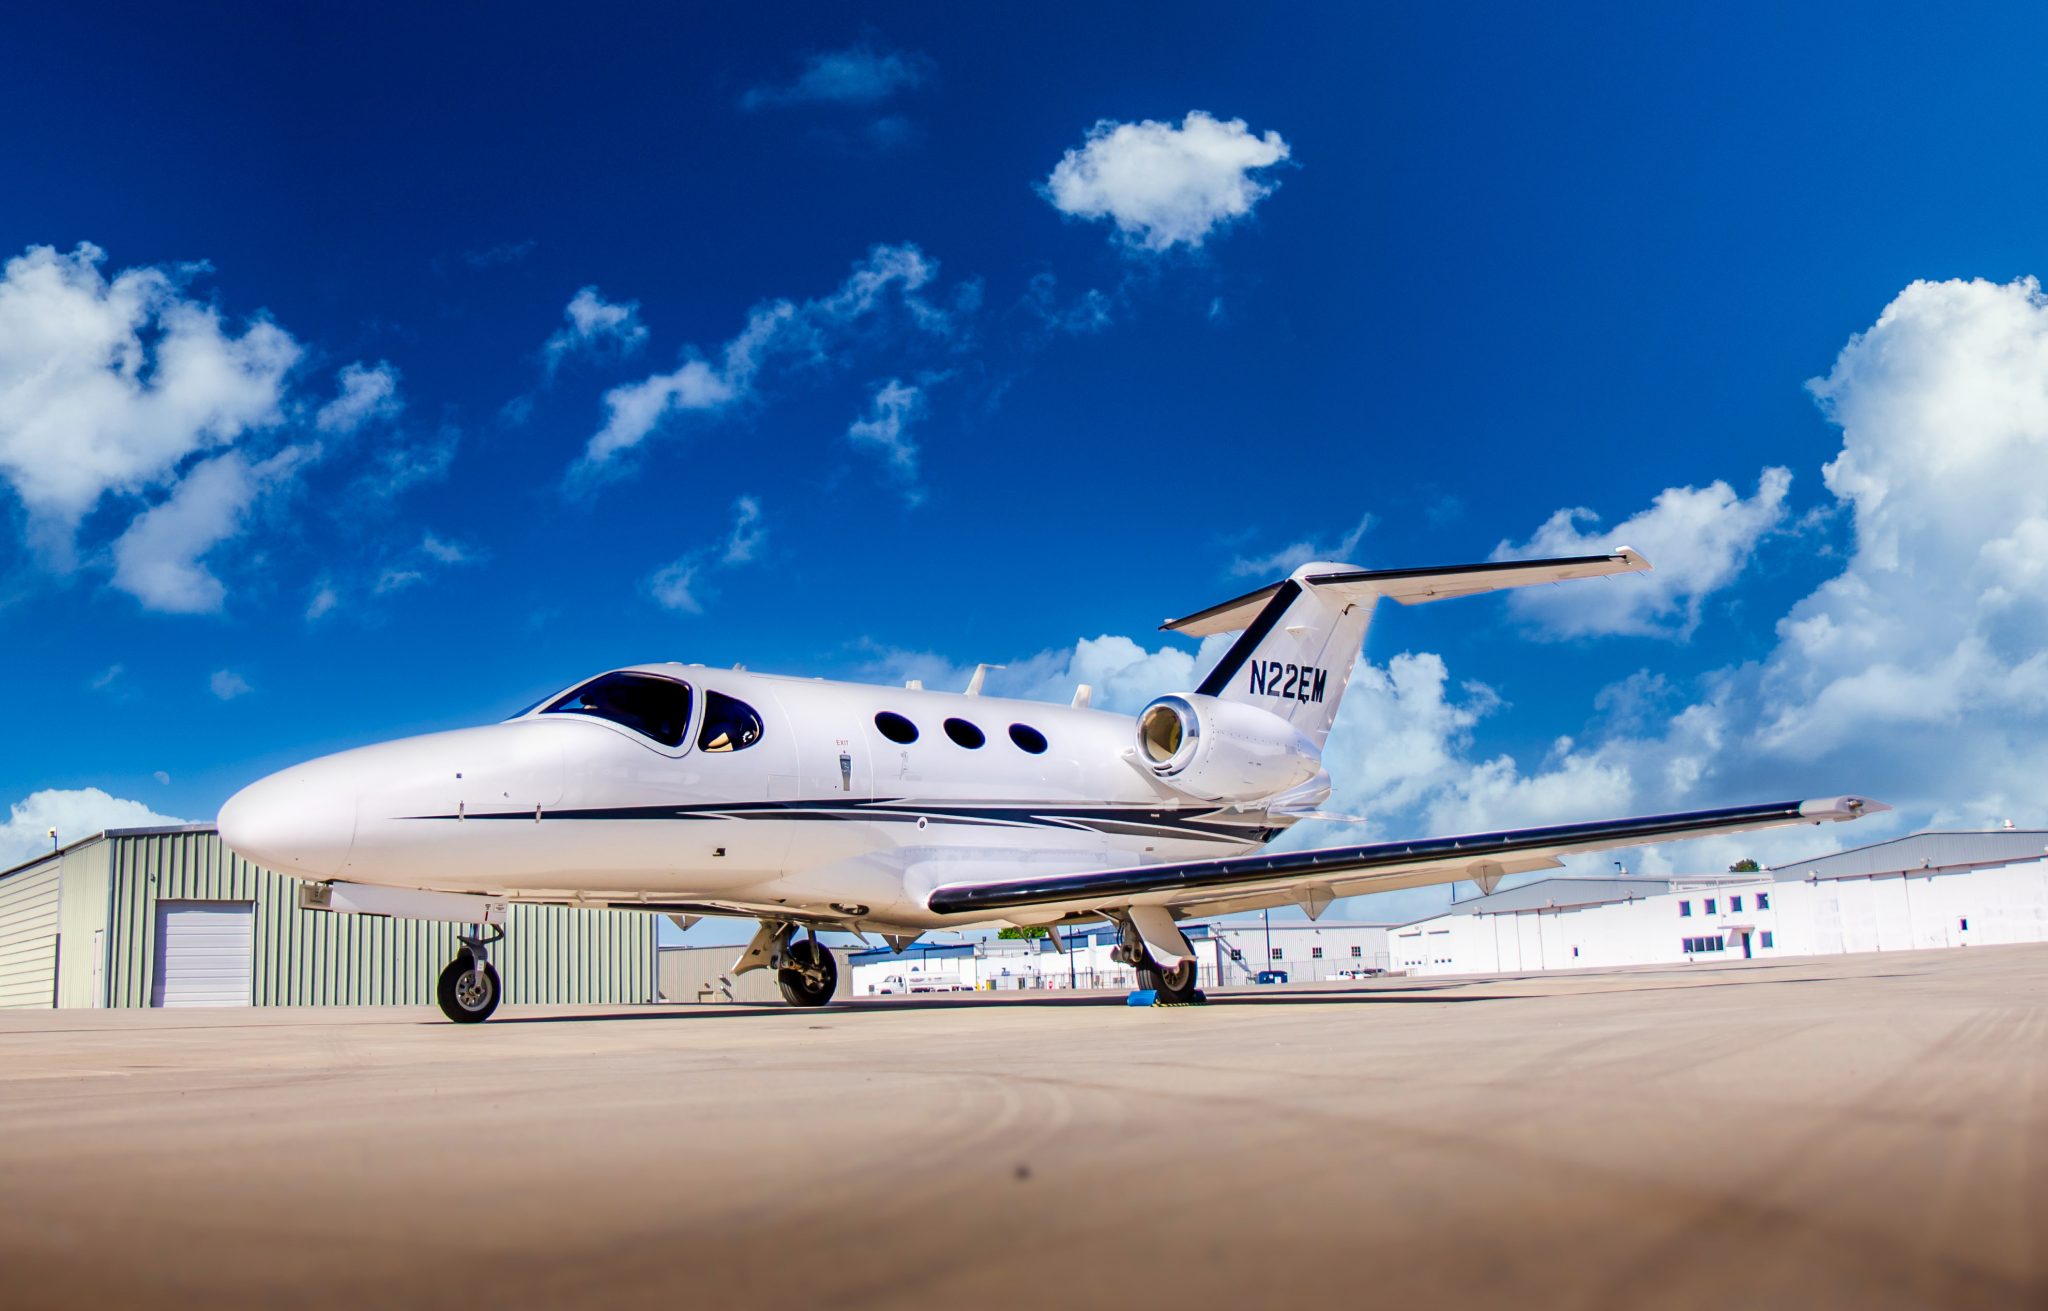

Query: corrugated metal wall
left=101, top=830, right=656, bottom=1008
left=0, top=858, right=62, bottom=1008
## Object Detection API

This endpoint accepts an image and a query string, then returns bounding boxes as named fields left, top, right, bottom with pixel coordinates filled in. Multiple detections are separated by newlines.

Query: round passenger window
left=1008, top=723, right=1048, bottom=754
left=875, top=711, right=919, bottom=744
left=943, top=718, right=986, bottom=749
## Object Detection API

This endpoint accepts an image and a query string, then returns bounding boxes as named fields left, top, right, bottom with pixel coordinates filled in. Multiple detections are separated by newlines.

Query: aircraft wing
left=924, top=795, right=1885, bottom=923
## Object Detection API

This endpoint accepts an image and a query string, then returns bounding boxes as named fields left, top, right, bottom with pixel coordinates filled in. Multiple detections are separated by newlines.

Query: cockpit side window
left=544, top=672, right=693, bottom=747
left=698, top=690, right=765, bottom=753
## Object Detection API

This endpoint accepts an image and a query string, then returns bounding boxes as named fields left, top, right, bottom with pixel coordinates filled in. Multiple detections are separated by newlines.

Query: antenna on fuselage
left=1071, top=684, right=1092, bottom=709
left=905, top=678, right=924, bottom=690
left=964, top=664, right=1006, bottom=696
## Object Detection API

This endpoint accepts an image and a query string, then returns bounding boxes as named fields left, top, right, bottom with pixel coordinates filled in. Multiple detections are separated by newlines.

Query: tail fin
left=1162, top=549, right=1650, bottom=749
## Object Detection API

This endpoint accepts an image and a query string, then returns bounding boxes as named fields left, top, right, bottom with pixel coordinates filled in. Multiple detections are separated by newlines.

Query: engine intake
left=1135, top=694, right=1322, bottom=803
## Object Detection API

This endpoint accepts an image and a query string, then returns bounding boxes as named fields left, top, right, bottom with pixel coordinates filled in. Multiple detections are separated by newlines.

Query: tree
left=996, top=926, right=1049, bottom=939
left=1729, top=858, right=1761, bottom=872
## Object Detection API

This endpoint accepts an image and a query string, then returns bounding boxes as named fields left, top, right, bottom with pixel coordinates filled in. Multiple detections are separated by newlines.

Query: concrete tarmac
left=1, top=945, right=2043, bottom=1310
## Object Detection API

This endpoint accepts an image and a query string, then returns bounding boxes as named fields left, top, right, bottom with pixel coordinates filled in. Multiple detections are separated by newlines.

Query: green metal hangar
left=0, top=824, right=656, bottom=1011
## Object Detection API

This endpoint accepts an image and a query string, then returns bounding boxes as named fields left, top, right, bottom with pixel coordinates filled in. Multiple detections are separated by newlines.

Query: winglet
left=1798, top=795, right=1888, bottom=822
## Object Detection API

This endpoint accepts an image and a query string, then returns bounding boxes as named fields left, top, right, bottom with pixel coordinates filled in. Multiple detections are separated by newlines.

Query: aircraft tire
left=1138, top=958, right=1201, bottom=1005
left=777, top=939, right=837, bottom=1008
left=436, top=953, right=502, bottom=1023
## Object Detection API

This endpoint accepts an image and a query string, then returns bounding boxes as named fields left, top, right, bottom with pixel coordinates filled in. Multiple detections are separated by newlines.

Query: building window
left=1706, top=898, right=1718, bottom=914
left=1350, top=945, right=1363, bottom=958
left=1311, top=946, right=1323, bottom=959
left=1761, top=931, right=1774, bottom=948
left=1731, top=895, right=1743, bottom=913
left=1679, top=900, right=1692, bottom=918
left=1757, top=892, right=1770, bottom=910
left=1270, top=948, right=1283, bottom=961
left=1572, top=946, right=1580, bottom=958
left=1960, top=917, right=1969, bottom=932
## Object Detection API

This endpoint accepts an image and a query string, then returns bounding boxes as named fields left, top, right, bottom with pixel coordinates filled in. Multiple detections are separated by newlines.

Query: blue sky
left=7, top=3, right=2048, bottom=917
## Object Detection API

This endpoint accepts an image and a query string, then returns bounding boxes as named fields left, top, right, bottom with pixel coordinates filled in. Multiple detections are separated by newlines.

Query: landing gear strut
left=436, top=927, right=503, bottom=1023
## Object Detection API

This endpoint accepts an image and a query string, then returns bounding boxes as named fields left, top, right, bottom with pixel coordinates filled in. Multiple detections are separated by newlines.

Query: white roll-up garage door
left=0, top=861, right=62, bottom=1008
left=151, top=901, right=255, bottom=1007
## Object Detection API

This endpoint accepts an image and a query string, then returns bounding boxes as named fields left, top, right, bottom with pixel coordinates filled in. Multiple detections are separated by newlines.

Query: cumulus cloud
left=1493, top=468, right=1791, bottom=639
left=543, top=287, right=647, bottom=375
left=648, top=496, right=769, bottom=614
left=1229, top=512, right=1372, bottom=578
left=1042, top=112, right=1291, bottom=252
left=109, top=445, right=311, bottom=613
left=741, top=44, right=931, bottom=110
left=209, top=669, right=251, bottom=700
left=1, top=787, right=186, bottom=868
left=315, top=361, right=402, bottom=435
left=0, top=243, right=300, bottom=561
left=577, top=244, right=963, bottom=477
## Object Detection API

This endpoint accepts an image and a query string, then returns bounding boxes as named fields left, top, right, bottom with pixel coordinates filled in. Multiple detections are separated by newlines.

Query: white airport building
left=849, top=919, right=1393, bottom=995
left=1390, top=829, right=2048, bottom=975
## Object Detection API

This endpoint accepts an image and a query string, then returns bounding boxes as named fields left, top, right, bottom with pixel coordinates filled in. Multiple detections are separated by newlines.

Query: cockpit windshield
left=543, top=672, right=693, bottom=747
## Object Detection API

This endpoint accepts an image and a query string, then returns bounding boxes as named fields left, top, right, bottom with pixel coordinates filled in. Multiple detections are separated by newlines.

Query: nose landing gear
left=436, top=928, right=504, bottom=1023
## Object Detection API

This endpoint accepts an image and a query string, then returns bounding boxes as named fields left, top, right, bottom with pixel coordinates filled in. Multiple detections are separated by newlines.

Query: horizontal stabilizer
left=1163, top=549, right=1651, bottom=636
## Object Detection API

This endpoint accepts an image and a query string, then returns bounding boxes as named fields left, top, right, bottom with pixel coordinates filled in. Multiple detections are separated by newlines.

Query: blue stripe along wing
left=923, top=796, right=1886, bottom=916
left=405, top=798, right=1277, bottom=843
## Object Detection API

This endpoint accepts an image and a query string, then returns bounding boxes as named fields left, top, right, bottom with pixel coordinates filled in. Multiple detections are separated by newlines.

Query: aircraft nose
left=217, top=761, right=359, bottom=878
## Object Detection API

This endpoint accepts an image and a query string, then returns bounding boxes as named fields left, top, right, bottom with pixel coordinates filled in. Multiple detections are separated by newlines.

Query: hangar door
left=0, top=862, right=62, bottom=1008
left=151, top=901, right=255, bottom=1007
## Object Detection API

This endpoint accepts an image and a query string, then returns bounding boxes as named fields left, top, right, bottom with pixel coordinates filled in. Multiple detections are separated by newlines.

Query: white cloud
left=89, top=664, right=123, bottom=690
left=1493, top=469, right=1791, bottom=640
left=1042, top=112, right=1291, bottom=252
left=305, top=581, right=339, bottom=621
left=109, top=445, right=311, bottom=613
left=1022, top=273, right=1113, bottom=336
left=543, top=287, right=647, bottom=375
left=576, top=244, right=962, bottom=477
left=649, top=496, right=768, bottom=614
left=741, top=44, right=931, bottom=110
left=373, top=568, right=424, bottom=595
left=209, top=669, right=251, bottom=700
left=648, top=558, right=703, bottom=614
left=1229, top=512, right=1372, bottom=578
left=1, top=787, right=186, bottom=868
left=722, top=496, right=765, bottom=566
left=315, top=361, right=402, bottom=434
left=420, top=533, right=472, bottom=565
left=846, top=378, right=925, bottom=491
left=0, top=243, right=300, bottom=561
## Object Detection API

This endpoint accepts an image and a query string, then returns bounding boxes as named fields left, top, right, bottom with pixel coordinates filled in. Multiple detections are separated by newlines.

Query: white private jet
left=219, top=550, right=1883, bottom=1022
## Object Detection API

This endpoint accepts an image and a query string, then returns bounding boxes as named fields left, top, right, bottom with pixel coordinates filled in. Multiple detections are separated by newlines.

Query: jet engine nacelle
left=1134, top=693, right=1323, bottom=803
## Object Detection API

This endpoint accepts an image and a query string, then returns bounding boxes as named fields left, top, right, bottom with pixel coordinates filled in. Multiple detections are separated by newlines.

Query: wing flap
left=924, top=795, right=1885, bottom=920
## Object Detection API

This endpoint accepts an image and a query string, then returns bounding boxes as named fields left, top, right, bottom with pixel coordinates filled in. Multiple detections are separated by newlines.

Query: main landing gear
left=733, top=919, right=840, bottom=1007
left=436, top=928, right=503, bottom=1023
left=778, top=932, right=839, bottom=1007
left=1111, top=915, right=1203, bottom=1006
